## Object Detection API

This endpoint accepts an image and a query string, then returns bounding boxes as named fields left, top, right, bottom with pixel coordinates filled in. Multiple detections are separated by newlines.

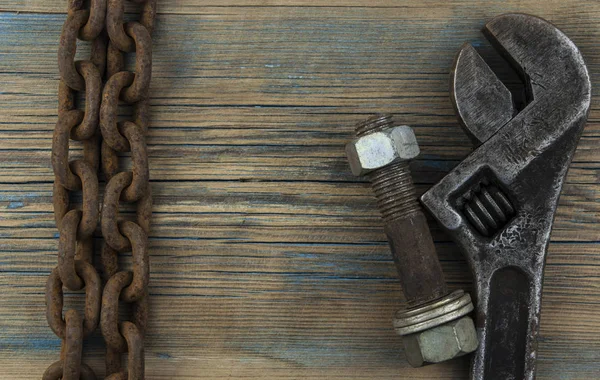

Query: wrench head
left=422, top=13, right=590, bottom=380
left=451, top=13, right=590, bottom=146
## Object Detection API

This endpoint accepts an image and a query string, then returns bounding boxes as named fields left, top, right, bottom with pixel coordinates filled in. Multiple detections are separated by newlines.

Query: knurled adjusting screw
left=346, top=114, right=478, bottom=367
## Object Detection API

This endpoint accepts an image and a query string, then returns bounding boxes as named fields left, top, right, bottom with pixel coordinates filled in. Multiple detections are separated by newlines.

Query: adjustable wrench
left=421, top=14, right=591, bottom=380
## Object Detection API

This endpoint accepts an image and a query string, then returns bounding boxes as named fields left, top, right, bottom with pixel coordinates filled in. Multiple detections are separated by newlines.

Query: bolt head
left=402, top=315, right=478, bottom=367
left=346, top=126, right=420, bottom=176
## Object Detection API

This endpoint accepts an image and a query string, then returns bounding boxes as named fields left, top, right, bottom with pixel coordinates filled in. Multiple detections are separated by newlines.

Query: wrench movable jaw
left=421, top=13, right=590, bottom=380
left=450, top=43, right=515, bottom=146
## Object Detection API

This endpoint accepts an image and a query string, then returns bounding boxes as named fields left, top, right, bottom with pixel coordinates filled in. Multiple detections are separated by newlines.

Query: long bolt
left=355, top=114, right=448, bottom=307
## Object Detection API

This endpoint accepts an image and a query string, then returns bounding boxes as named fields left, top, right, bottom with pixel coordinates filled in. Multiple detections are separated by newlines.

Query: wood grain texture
left=0, top=1, right=599, bottom=379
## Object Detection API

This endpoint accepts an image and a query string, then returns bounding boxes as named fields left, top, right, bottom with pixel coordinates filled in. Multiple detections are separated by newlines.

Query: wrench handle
left=472, top=267, right=541, bottom=380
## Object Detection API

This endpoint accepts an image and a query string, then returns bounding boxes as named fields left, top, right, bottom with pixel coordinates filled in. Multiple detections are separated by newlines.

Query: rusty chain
left=46, top=0, right=155, bottom=378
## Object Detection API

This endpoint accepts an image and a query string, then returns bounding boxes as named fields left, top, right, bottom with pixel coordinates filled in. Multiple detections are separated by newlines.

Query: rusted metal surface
left=58, top=10, right=89, bottom=91
left=346, top=115, right=477, bottom=367
left=59, top=61, right=102, bottom=141
left=78, top=0, right=107, bottom=41
left=107, top=0, right=156, bottom=52
left=119, top=122, right=150, bottom=201
left=421, top=13, right=591, bottom=380
left=100, top=72, right=135, bottom=152
left=101, top=271, right=136, bottom=352
left=52, top=112, right=87, bottom=190
left=57, top=210, right=85, bottom=290
left=101, top=172, right=151, bottom=252
left=45, top=262, right=101, bottom=339
left=118, top=221, right=149, bottom=302
left=383, top=212, right=448, bottom=304
left=46, top=0, right=156, bottom=377
left=120, top=23, right=153, bottom=103
left=121, top=322, right=145, bottom=379
left=62, top=310, right=84, bottom=380
left=42, top=361, right=97, bottom=380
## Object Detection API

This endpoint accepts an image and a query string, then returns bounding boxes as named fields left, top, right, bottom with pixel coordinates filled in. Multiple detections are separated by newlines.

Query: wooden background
left=0, top=0, right=599, bottom=379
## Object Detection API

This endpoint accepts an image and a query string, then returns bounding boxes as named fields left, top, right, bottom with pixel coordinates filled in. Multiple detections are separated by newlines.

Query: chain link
left=47, top=0, right=155, bottom=377
left=46, top=261, right=101, bottom=339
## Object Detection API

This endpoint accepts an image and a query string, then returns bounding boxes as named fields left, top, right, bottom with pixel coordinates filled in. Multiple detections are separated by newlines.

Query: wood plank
left=0, top=0, right=598, bottom=17
left=0, top=1, right=599, bottom=379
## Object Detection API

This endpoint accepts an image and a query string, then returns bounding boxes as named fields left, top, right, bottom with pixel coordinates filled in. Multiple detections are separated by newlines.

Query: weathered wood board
left=0, top=1, right=599, bottom=378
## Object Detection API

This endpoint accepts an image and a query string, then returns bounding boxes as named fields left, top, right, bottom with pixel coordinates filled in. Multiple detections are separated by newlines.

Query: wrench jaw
left=483, top=13, right=591, bottom=105
left=450, top=43, right=515, bottom=146
left=422, top=13, right=591, bottom=380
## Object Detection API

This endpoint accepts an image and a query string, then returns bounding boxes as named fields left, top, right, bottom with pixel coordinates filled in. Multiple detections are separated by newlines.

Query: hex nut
left=402, top=315, right=478, bottom=367
left=346, top=126, right=420, bottom=176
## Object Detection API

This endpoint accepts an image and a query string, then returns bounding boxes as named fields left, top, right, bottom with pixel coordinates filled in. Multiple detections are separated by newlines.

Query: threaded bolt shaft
left=355, top=114, right=394, bottom=137
left=355, top=114, right=422, bottom=222
left=353, top=114, right=448, bottom=306
left=368, top=161, right=420, bottom=222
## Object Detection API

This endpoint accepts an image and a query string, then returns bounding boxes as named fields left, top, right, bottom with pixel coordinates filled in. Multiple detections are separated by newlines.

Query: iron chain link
left=47, top=0, right=155, bottom=377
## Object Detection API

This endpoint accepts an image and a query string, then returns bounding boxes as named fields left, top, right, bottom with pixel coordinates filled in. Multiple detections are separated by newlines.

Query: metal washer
left=393, top=290, right=474, bottom=336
